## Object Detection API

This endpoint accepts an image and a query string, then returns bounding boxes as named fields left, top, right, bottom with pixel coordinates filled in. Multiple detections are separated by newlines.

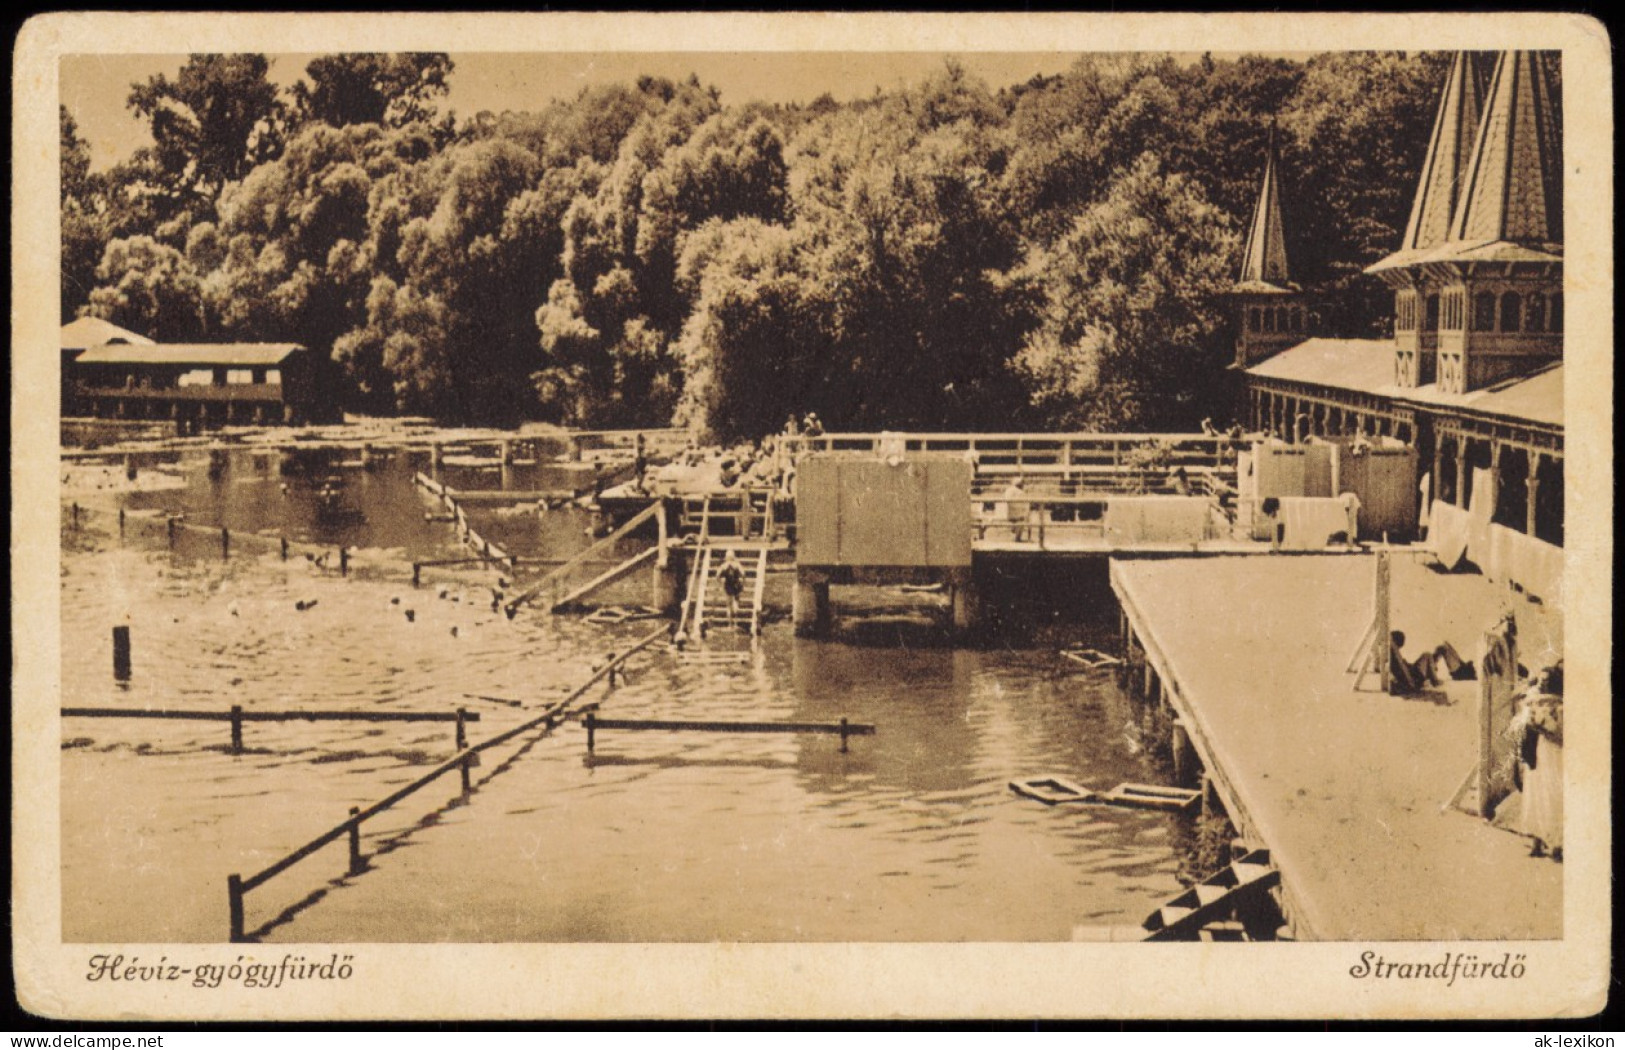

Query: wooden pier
left=1111, top=553, right=1562, bottom=941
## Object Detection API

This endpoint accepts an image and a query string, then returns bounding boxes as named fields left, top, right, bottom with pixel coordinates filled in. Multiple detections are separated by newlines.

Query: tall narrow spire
left=1239, top=128, right=1291, bottom=287
left=1447, top=50, right=1562, bottom=247
left=1399, top=52, right=1488, bottom=253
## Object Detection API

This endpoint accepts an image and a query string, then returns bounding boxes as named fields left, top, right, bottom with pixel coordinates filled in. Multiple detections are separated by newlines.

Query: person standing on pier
left=1513, top=664, right=1563, bottom=860
left=1003, top=476, right=1031, bottom=543
left=632, top=432, right=648, bottom=493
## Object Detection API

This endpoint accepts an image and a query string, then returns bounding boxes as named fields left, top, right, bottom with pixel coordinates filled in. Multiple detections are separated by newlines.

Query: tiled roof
left=1470, top=363, right=1563, bottom=428
left=1238, top=135, right=1292, bottom=288
left=1399, top=52, right=1488, bottom=255
left=61, top=317, right=153, bottom=349
left=1368, top=51, right=1562, bottom=275
left=1246, top=339, right=1563, bottom=430
left=1448, top=51, right=1563, bottom=246
left=74, top=343, right=305, bottom=366
left=1245, top=338, right=1395, bottom=392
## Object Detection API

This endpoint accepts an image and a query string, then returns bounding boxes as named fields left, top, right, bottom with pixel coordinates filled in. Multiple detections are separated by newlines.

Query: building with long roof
left=67, top=332, right=339, bottom=429
left=1240, top=51, right=1564, bottom=584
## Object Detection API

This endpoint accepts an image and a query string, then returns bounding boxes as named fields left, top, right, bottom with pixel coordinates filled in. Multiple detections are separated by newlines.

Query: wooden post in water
left=340, top=547, right=350, bottom=577
left=839, top=717, right=850, bottom=753
left=455, top=708, right=472, bottom=794
left=280, top=536, right=289, bottom=560
left=118, top=508, right=125, bottom=537
left=72, top=502, right=80, bottom=528
left=585, top=712, right=596, bottom=753
left=167, top=516, right=177, bottom=548
left=112, top=626, right=132, bottom=680
left=221, top=526, right=230, bottom=560
left=348, top=807, right=365, bottom=876
left=1170, top=719, right=1191, bottom=785
left=229, top=705, right=244, bottom=753
left=227, top=874, right=245, bottom=942
left=412, top=563, right=421, bottom=588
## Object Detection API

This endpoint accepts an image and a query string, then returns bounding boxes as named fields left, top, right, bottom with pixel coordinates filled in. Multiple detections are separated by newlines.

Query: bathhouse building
left=1240, top=50, right=1564, bottom=598
left=59, top=316, right=153, bottom=415
left=69, top=338, right=339, bottom=428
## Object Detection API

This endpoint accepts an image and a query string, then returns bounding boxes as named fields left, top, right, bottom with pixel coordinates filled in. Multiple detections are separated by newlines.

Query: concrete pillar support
left=793, top=569, right=831, bottom=638
left=950, top=570, right=979, bottom=637
left=652, top=543, right=684, bottom=615
left=1526, top=454, right=1543, bottom=536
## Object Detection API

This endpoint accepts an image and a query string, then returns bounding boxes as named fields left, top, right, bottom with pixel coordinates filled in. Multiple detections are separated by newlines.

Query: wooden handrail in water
left=63, top=707, right=478, bottom=723
left=506, top=501, right=660, bottom=615
left=550, top=545, right=659, bottom=613
left=66, top=705, right=480, bottom=756
left=583, top=714, right=875, bottom=753
left=227, top=623, right=670, bottom=941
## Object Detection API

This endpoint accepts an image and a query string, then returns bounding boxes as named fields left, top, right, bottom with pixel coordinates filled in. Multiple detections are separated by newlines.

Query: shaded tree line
left=64, top=51, right=1447, bottom=432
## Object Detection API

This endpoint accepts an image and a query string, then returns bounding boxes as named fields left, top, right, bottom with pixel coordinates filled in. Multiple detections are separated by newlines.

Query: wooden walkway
left=1111, top=553, right=1562, bottom=941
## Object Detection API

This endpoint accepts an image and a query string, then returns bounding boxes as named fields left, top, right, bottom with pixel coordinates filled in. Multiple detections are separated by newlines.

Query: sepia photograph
left=11, top=11, right=1612, bottom=1021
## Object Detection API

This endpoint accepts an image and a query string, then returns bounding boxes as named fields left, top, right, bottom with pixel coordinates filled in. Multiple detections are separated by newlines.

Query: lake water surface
left=60, top=445, right=1188, bottom=942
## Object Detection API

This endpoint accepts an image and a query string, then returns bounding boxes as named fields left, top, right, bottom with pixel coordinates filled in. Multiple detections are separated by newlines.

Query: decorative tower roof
left=1398, top=51, right=1488, bottom=254
left=1367, top=50, right=1562, bottom=274
left=1236, top=130, right=1295, bottom=293
left=1445, top=49, right=1563, bottom=249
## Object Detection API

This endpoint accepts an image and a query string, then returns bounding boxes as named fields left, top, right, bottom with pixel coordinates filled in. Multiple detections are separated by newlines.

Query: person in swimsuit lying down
left=1389, top=630, right=1476, bottom=693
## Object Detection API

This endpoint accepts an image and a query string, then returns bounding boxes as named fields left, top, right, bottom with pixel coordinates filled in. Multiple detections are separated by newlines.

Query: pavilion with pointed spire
left=1230, top=128, right=1312, bottom=369
left=1241, top=50, right=1565, bottom=566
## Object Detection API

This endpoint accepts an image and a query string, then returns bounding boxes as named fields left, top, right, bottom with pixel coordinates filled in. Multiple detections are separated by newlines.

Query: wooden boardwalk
left=1111, top=553, right=1562, bottom=941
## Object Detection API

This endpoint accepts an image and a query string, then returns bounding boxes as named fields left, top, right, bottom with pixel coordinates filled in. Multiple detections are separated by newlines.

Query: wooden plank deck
left=1110, top=553, right=1563, bottom=941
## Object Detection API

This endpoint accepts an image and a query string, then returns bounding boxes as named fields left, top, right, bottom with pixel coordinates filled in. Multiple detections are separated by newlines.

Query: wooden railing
left=226, top=624, right=671, bottom=942
left=787, top=431, right=1237, bottom=473
left=78, top=383, right=286, bottom=404
left=972, top=492, right=1239, bottom=549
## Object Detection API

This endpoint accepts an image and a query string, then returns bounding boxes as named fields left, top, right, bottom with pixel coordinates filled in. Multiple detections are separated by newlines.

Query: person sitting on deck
left=1388, top=631, right=1476, bottom=694
left=1003, top=477, right=1031, bottom=542
left=1171, top=465, right=1192, bottom=496
left=718, top=550, right=747, bottom=623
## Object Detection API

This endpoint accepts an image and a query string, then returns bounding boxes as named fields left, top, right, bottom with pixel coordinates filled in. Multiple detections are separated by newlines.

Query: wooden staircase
left=676, top=544, right=769, bottom=643
left=1140, top=849, right=1280, bottom=941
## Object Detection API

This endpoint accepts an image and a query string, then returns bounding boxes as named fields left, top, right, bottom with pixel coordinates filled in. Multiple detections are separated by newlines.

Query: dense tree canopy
left=66, top=50, right=1449, bottom=433
left=290, top=53, right=454, bottom=130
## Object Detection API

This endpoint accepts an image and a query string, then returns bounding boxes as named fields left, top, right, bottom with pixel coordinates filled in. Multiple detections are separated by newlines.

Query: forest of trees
left=62, top=51, right=1449, bottom=438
